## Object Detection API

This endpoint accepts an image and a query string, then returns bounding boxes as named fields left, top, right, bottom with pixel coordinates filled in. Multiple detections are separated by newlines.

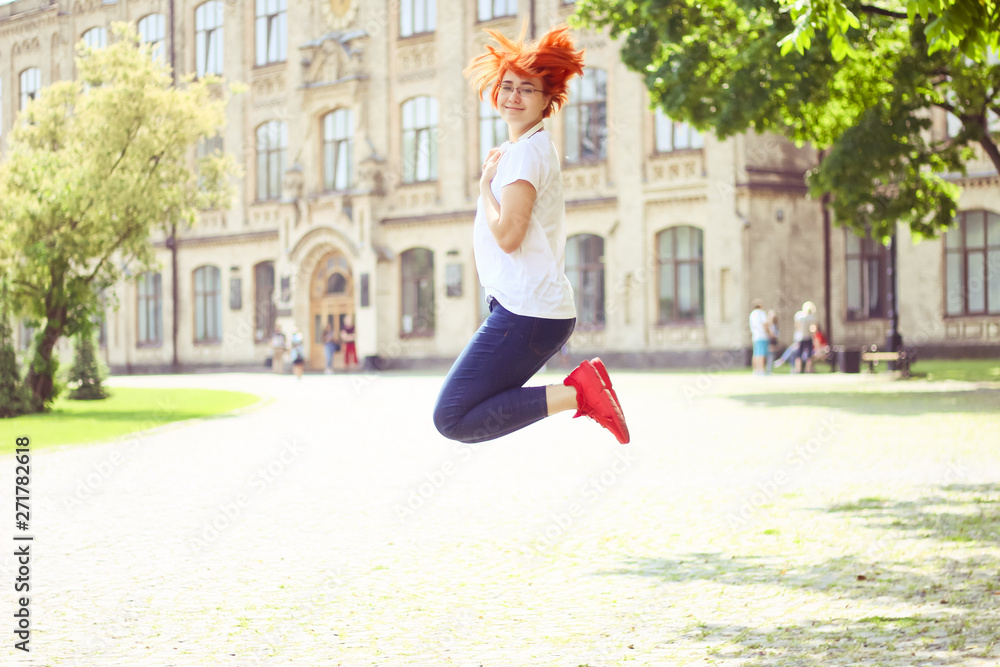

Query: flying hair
left=464, top=23, right=585, bottom=119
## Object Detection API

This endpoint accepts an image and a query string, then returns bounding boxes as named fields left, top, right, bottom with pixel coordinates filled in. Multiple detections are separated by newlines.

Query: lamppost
left=885, top=231, right=903, bottom=367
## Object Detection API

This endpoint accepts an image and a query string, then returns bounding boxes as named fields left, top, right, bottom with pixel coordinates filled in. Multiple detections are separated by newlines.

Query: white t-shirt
left=474, top=122, right=576, bottom=320
left=794, top=310, right=816, bottom=341
left=749, top=308, right=769, bottom=342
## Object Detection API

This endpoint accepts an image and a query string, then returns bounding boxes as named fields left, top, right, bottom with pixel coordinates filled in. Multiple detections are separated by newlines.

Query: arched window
left=945, top=210, right=1000, bottom=316
left=566, top=234, right=605, bottom=327
left=255, top=0, right=287, bottom=65
left=327, top=273, right=347, bottom=294
left=82, top=27, right=107, bottom=50
left=19, top=68, right=41, bottom=111
left=323, top=108, right=353, bottom=191
left=400, top=0, right=435, bottom=37
left=479, top=99, right=506, bottom=162
left=845, top=232, right=887, bottom=321
left=565, top=67, right=607, bottom=164
left=193, top=265, right=222, bottom=343
left=137, top=14, right=166, bottom=62
left=657, top=226, right=704, bottom=323
left=253, top=261, right=275, bottom=342
left=402, top=96, right=438, bottom=183
left=196, top=1, right=225, bottom=77
left=256, top=121, right=287, bottom=201
left=401, top=248, right=435, bottom=337
left=654, top=108, right=704, bottom=152
left=136, top=271, right=162, bottom=346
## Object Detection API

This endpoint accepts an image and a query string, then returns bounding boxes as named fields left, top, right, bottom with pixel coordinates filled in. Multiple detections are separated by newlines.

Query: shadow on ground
left=595, top=484, right=1000, bottom=665
left=726, top=389, right=1000, bottom=415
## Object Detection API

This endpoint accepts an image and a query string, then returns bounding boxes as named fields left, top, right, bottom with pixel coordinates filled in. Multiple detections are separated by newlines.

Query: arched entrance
left=309, top=251, right=355, bottom=371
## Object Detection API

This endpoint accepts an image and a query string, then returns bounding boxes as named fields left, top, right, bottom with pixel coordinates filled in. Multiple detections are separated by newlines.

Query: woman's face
left=496, top=73, right=549, bottom=124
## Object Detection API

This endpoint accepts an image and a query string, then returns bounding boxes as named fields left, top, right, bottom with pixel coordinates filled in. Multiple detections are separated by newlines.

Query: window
left=845, top=233, right=887, bottom=320
left=402, top=96, right=438, bottom=183
left=479, top=99, right=506, bottom=162
left=82, top=27, right=107, bottom=50
left=254, top=261, right=275, bottom=342
left=323, top=108, right=353, bottom=191
left=401, top=248, right=435, bottom=337
left=20, top=68, right=41, bottom=111
left=654, top=108, right=704, bottom=152
left=565, top=68, right=607, bottom=164
left=400, top=0, right=435, bottom=37
left=478, top=0, right=516, bottom=22
left=566, top=234, right=605, bottom=327
left=137, top=271, right=162, bottom=346
left=945, top=210, right=1000, bottom=316
left=256, top=121, right=287, bottom=200
left=193, top=265, right=222, bottom=343
left=657, top=226, right=704, bottom=323
left=196, top=1, right=225, bottom=77
left=137, top=14, right=166, bottom=62
left=255, top=0, right=287, bottom=66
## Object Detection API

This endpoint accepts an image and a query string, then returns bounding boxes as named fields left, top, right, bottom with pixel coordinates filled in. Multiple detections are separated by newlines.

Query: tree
left=0, top=24, right=237, bottom=411
left=66, top=328, right=108, bottom=401
left=0, top=278, right=31, bottom=418
left=571, top=0, right=1000, bottom=239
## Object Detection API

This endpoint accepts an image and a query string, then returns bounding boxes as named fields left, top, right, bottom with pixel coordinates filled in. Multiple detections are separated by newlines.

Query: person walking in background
left=749, top=299, right=769, bottom=375
left=271, top=325, right=286, bottom=374
left=433, top=24, right=628, bottom=445
left=340, top=315, right=358, bottom=371
left=322, top=322, right=339, bottom=375
left=766, top=310, right=779, bottom=374
left=290, top=330, right=306, bottom=380
left=793, top=301, right=818, bottom=373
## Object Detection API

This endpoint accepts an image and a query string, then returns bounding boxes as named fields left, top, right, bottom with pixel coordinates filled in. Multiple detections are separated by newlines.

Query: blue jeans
left=433, top=300, right=575, bottom=443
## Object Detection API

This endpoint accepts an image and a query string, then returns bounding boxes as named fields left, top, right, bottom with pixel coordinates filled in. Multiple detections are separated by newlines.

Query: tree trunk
left=25, top=306, right=67, bottom=411
left=980, top=134, right=1000, bottom=176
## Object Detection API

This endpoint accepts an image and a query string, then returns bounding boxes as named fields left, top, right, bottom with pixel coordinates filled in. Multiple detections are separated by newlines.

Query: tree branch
left=857, top=4, right=908, bottom=19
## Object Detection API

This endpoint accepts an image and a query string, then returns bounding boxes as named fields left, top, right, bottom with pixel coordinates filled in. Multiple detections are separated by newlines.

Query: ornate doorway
left=309, top=251, right=355, bottom=371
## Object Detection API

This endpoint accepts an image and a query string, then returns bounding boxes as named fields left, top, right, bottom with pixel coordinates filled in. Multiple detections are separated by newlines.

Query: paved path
left=2, top=369, right=999, bottom=666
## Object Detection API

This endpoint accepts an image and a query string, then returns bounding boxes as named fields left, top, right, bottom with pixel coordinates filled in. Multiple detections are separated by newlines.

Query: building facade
left=1, top=0, right=997, bottom=372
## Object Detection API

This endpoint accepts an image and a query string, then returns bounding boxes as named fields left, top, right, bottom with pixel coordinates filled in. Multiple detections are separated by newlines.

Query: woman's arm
left=480, top=149, right=537, bottom=254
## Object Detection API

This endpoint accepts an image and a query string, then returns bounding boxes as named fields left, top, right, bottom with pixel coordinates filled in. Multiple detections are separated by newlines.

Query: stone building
left=1, top=0, right=997, bottom=373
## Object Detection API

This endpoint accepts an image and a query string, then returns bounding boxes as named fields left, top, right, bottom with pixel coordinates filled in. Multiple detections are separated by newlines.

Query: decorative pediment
left=301, top=31, right=367, bottom=86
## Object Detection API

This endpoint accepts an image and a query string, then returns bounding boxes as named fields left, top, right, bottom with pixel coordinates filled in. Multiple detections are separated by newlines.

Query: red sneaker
left=564, top=360, right=630, bottom=444
left=590, top=357, right=624, bottom=418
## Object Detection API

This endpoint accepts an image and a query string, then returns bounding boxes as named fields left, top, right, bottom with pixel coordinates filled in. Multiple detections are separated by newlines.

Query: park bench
left=860, top=344, right=914, bottom=377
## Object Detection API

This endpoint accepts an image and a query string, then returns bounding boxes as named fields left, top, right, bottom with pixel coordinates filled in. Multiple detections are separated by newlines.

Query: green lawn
left=910, top=358, right=1000, bottom=383
left=3, top=387, right=262, bottom=453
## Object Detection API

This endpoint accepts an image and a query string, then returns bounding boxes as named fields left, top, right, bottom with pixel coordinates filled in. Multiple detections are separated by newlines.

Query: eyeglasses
left=498, top=83, right=546, bottom=98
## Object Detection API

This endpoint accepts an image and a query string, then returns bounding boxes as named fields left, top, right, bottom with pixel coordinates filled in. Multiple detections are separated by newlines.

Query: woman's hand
left=481, top=147, right=503, bottom=186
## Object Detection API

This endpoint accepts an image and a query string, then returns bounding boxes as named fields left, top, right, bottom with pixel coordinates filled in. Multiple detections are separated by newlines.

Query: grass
left=910, top=358, right=1000, bottom=383
left=3, top=387, right=261, bottom=453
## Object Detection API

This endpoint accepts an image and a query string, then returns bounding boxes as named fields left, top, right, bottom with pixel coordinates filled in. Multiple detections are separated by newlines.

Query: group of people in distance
left=269, top=316, right=359, bottom=379
left=750, top=300, right=830, bottom=375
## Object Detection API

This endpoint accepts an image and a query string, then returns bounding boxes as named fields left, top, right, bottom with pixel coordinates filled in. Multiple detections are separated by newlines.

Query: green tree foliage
left=66, top=328, right=108, bottom=401
left=0, top=279, right=31, bottom=418
left=572, top=0, right=1000, bottom=239
left=0, top=24, right=238, bottom=411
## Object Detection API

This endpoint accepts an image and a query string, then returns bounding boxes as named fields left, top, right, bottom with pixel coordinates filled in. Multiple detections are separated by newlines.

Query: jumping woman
left=432, top=24, right=629, bottom=445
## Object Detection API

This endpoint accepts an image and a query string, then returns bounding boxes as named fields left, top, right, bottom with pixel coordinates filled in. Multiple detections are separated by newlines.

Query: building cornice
left=0, top=3, right=59, bottom=38
left=151, top=229, right=279, bottom=249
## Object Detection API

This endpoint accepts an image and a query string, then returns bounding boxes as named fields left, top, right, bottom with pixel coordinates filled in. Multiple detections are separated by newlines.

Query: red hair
left=465, top=23, right=585, bottom=119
